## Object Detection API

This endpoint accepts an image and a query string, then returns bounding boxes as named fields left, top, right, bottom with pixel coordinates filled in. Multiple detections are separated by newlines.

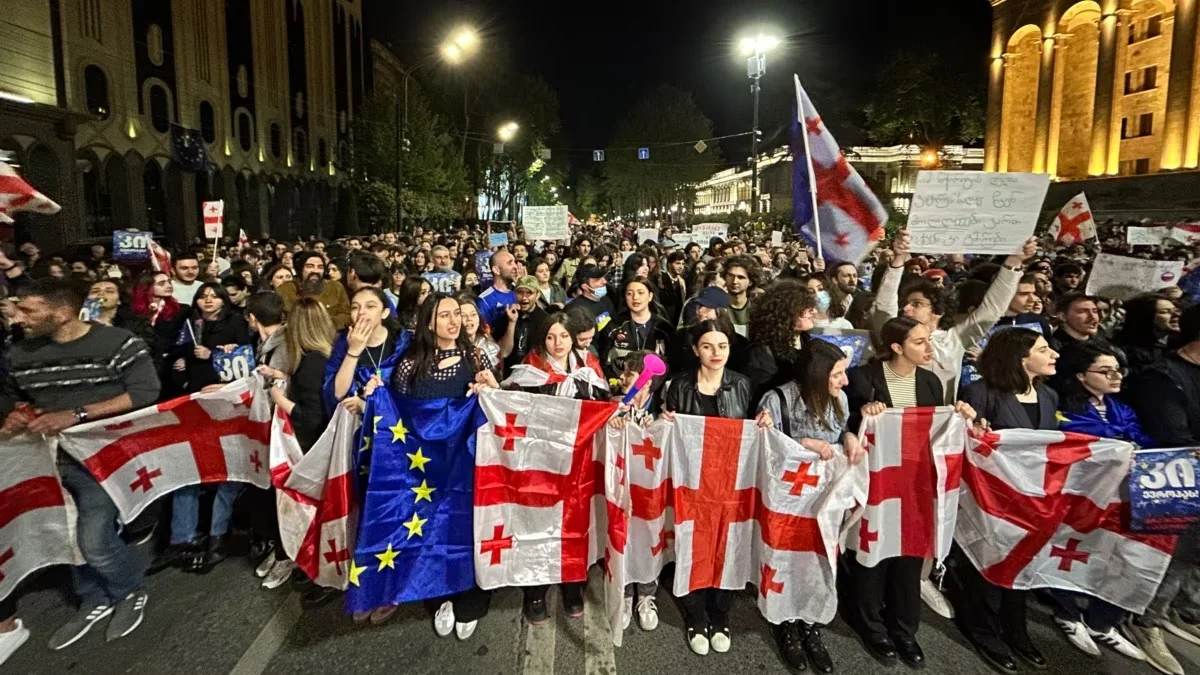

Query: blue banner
left=112, top=230, right=153, bottom=262
left=212, top=345, right=255, bottom=382
left=346, top=387, right=486, bottom=612
left=811, top=332, right=869, bottom=367
left=475, top=251, right=494, bottom=284
left=1130, top=449, right=1200, bottom=534
left=488, top=232, right=509, bottom=248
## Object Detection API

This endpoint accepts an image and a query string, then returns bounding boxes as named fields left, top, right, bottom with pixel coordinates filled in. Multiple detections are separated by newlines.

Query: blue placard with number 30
left=212, top=345, right=256, bottom=383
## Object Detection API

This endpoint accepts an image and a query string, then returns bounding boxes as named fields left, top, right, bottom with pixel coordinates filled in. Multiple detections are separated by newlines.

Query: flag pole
left=796, top=76, right=823, bottom=260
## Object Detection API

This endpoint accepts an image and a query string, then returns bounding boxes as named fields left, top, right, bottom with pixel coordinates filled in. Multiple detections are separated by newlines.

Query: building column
left=1162, top=0, right=1198, bottom=170
left=985, top=55, right=1006, bottom=172
left=1032, top=35, right=1058, bottom=174
left=1090, top=11, right=1122, bottom=176
left=1046, top=37, right=1069, bottom=177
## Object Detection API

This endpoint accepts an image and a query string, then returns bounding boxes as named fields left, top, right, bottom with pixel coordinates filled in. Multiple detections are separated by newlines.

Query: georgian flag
left=270, top=406, right=360, bottom=590
left=58, top=378, right=272, bottom=523
left=668, top=414, right=857, bottom=626
left=473, top=389, right=617, bottom=589
left=845, top=407, right=966, bottom=567
left=0, top=161, right=61, bottom=224
left=956, top=430, right=1176, bottom=613
left=202, top=200, right=224, bottom=239
left=0, top=434, right=83, bottom=603
left=502, top=352, right=610, bottom=399
left=148, top=238, right=172, bottom=274
left=1049, top=192, right=1097, bottom=245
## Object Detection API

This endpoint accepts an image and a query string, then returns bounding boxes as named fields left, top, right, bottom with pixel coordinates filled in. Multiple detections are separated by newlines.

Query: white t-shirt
left=173, top=280, right=199, bottom=306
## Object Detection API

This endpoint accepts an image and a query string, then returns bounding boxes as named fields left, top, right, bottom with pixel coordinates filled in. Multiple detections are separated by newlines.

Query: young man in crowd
left=171, top=254, right=202, bottom=305
left=277, top=251, right=351, bottom=330
left=722, top=254, right=759, bottom=336
left=994, top=273, right=1053, bottom=336
left=499, top=275, right=549, bottom=372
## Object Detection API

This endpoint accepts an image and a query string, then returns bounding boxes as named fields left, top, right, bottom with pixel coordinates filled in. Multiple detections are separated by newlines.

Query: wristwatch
left=74, top=406, right=88, bottom=423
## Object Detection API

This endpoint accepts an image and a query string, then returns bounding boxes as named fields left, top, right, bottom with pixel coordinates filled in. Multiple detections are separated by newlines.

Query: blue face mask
left=815, top=289, right=831, bottom=312
left=592, top=285, right=607, bottom=299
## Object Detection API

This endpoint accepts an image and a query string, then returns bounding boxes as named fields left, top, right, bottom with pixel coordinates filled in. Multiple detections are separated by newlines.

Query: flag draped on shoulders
left=474, top=389, right=616, bottom=589
left=845, top=407, right=966, bottom=566
left=0, top=434, right=83, bottom=602
left=58, top=377, right=272, bottom=523
left=270, top=405, right=360, bottom=590
left=346, top=386, right=485, bottom=611
left=956, top=429, right=1176, bottom=613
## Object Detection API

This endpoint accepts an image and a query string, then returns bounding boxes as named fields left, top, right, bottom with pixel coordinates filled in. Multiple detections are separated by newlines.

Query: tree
left=475, top=73, right=562, bottom=221
left=863, top=51, right=985, bottom=149
left=602, top=85, right=722, bottom=216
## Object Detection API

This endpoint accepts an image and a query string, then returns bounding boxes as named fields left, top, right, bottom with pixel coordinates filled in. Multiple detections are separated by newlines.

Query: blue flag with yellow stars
left=345, top=386, right=486, bottom=611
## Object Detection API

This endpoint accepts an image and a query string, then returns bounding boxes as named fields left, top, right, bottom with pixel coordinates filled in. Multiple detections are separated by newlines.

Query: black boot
left=801, top=623, right=834, bottom=673
left=774, top=621, right=807, bottom=671
left=148, top=540, right=200, bottom=575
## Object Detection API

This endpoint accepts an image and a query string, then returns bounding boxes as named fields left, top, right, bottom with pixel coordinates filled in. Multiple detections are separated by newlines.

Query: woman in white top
left=804, top=275, right=853, bottom=330
left=457, top=292, right=501, bottom=372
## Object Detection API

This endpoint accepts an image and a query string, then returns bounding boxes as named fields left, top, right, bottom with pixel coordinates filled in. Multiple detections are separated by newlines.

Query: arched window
left=318, top=139, right=328, bottom=167
left=236, top=110, right=253, bottom=151
left=294, top=129, right=308, bottom=165
left=199, top=101, right=216, bottom=144
left=147, top=24, right=164, bottom=66
left=83, top=65, right=109, bottom=119
left=270, top=124, right=282, bottom=158
left=149, top=85, right=170, bottom=133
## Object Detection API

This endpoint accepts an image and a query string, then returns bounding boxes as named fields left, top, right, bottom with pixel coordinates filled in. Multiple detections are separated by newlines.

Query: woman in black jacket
left=181, top=281, right=253, bottom=394
left=604, top=277, right=674, bottom=378
left=735, top=280, right=817, bottom=405
left=949, top=328, right=1059, bottom=675
left=1115, top=292, right=1179, bottom=374
left=662, top=320, right=772, bottom=656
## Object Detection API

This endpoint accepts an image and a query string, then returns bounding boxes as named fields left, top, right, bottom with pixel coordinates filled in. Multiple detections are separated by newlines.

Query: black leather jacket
left=663, top=368, right=754, bottom=419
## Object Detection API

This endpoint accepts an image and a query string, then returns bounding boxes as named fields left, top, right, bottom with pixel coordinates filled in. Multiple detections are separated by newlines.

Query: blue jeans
left=170, top=483, right=243, bottom=544
left=59, top=462, right=144, bottom=607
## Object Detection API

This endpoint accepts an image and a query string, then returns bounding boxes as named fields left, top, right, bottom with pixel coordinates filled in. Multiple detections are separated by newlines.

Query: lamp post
left=739, top=33, right=780, bottom=216
left=394, top=26, right=478, bottom=232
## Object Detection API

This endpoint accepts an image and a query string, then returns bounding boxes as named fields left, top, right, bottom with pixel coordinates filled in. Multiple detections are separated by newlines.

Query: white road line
left=520, top=589, right=558, bottom=675
left=583, top=576, right=617, bottom=675
left=228, top=592, right=303, bottom=675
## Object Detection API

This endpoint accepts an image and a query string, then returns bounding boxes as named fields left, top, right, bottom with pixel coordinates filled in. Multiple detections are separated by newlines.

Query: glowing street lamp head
left=440, top=25, right=479, bottom=64
left=739, top=33, right=781, bottom=56
left=453, top=27, right=478, bottom=48
left=497, top=121, right=519, bottom=142
left=441, top=43, right=462, bottom=64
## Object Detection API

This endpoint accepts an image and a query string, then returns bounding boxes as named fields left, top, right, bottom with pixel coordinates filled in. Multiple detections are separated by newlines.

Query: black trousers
left=523, top=582, right=586, bottom=604
left=846, top=554, right=923, bottom=641
left=678, top=588, right=733, bottom=629
left=0, top=593, right=14, bottom=621
left=946, top=544, right=1028, bottom=652
left=423, top=585, right=492, bottom=623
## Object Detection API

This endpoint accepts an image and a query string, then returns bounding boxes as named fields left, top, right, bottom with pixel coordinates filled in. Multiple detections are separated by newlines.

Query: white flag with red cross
left=1049, top=192, right=1096, bottom=245
left=269, top=405, right=360, bottom=590
left=0, top=434, right=83, bottom=603
left=956, top=429, right=1176, bottom=613
left=237, top=229, right=250, bottom=250
left=668, top=414, right=857, bottom=625
left=845, top=407, right=966, bottom=567
left=147, top=238, right=172, bottom=274
left=58, top=377, right=272, bottom=523
left=473, top=389, right=617, bottom=590
left=202, top=200, right=224, bottom=239
left=0, top=161, right=61, bottom=223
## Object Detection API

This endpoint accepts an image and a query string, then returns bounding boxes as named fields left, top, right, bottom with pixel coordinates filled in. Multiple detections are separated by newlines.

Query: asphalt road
left=6, top=545, right=1200, bottom=675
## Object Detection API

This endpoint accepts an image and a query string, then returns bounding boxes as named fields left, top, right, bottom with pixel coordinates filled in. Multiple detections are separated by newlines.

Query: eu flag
left=345, top=386, right=485, bottom=612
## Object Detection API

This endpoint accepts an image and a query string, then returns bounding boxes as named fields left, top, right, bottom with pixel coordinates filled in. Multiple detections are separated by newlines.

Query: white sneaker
left=434, top=601, right=455, bottom=637
left=1164, top=608, right=1200, bottom=646
left=622, top=596, right=632, bottom=630
left=0, top=619, right=30, bottom=667
left=261, top=559, right=296, bottom=589
left=455, top=621, right=477, bottom=640
left=636, top=595, right=659, bottom=631
left=1087, top=624, right=1145, bottom=661
left=255, top=548, right=277, bottom=578
left=919, top=579, right=953, bottom=619
left=709, top=627, right=731, bottom=653
left=1122, top=622, right=1184, bottom=675
left=687, top=627, right=709, bottom=655
left=1054, top=616, right=1100, bottom=656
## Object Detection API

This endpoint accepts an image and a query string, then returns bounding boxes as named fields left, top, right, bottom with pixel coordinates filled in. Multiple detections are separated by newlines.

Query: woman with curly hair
left=733, top=280, right=817, bottom=404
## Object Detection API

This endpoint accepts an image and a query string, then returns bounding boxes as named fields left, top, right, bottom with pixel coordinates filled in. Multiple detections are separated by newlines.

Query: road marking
left=229, top=592, right=303, bottom=675
left=584, top=576, right=617, bottom=675
left=520, top=589, right=557, bottom=675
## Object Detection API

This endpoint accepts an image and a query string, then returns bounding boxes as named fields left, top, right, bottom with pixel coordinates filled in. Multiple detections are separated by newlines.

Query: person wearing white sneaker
left=636, top=594, right=659, bottom=631
left=623, top=582, right=658, bottom=631
left=255, top=547, right=278, bottom=579
left=1052, top=615, right=1100, bottom=657
left=425, top=587, right=491, bottom=638
left=1165, top=607, right=1200, bottom=646
left=455, top=620, right=478, bottom=640
left=1087, top=624, right=1145, bottom=661
left=262, top=558, right=297, bottom=590
left=1122, top=621, right=1184, bottom=675
left=919, top=578, right=953, bottom=619
left=433, top=601, right=455, bottom=637
left=0, top=616, right=30, bottom=667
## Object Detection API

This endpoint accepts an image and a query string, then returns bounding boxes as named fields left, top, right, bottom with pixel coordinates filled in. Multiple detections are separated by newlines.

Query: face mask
left=815, top=290, right=831, bottom=313
left=592, top=285, right=607, bottom=299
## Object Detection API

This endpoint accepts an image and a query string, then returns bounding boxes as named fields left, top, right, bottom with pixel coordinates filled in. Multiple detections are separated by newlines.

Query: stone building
left=988, top=0, right=1200, bottom=179
left=0, top=0, right=364, bottom=251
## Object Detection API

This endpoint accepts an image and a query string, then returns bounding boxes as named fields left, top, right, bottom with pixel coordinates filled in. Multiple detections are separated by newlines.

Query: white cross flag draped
left=0, top=161, right=61, bottom=223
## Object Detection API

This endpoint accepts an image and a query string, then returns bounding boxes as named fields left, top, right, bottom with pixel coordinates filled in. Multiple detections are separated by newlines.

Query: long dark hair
left=1053, top=342, right=1120, bottom=415
left=621, top=276, right=663, bottom=319
left=795, top=338, right=847, bottom=431
left=191, top=281, right=234, bottom=322
left=976, top=327, right=1042, bottom=393
left=531, top=311, right=584, bottom=363
left=876, top=316, right=922, bottom=362
left=402, top=292, right=477, bottom=388
left=1116, top=292, right=1174, bottom=349
left=396, top=277, right=429, bottom=328
left=351, top=286, right=402, bottom=336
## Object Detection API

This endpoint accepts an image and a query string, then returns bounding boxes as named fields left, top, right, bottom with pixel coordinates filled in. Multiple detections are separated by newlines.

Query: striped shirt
left=882, top=361, right=918, bottom=408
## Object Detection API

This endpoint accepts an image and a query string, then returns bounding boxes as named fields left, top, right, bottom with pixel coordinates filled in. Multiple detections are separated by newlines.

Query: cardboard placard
left=906, top=171, right=1049, bottom=254
left=1086, top=253, right=1184, bottom=300
left=522, top=205, right=570, bottom=241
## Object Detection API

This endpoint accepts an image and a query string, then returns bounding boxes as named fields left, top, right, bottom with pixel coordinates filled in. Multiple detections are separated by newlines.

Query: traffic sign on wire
left=637, top=148, right=650, bottom=161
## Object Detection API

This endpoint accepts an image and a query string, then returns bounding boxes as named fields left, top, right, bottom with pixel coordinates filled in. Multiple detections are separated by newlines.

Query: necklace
left=363, top=343, right=384, bottom=378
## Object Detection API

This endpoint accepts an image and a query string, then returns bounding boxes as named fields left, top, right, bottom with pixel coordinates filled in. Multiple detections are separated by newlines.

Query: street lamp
left=738, top=31, right=781, bottom=215
left=497, top=121, right=519, bottom=142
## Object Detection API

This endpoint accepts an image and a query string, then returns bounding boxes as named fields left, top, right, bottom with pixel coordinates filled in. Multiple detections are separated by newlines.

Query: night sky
left=365, top=0, right=992, bottom=165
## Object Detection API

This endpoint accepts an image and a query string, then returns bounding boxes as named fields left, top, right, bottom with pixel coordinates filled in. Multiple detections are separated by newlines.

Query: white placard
left=1086, top=253, right=1184, bottom=300
left=637, top=227, right=659, bottom=244
left=1170, top=224, right=1200, bottom=245
left=522, top=205, right=570, bottom=241
left=771, top=230, right=783, bottom=247
left=1127, top=226, right=1171, bottom=246
left=693, top=222, right=728, bottom=244
left=906, top=171, right=1049, bottom=254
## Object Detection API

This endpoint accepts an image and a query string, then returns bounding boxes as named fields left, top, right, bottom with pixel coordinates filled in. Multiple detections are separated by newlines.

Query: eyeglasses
left=1085, top=369, right=1124, bottom=380
left=905, top=300, right=932, bottom=309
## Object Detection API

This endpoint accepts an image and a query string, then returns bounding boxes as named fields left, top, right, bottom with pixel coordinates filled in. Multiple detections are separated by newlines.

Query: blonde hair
left=285, top=297, right=335, bottom=374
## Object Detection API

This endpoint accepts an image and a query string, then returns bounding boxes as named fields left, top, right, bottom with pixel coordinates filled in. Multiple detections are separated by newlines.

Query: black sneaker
left=802, top=624, right=834, bottom=673
left=186, top=536, right=227, bottom=575
left=774, top=620, right=808, bottom=671
left=562, top=584, right=584, bottom=618
left=148, top=541, right=199, bottom=575
left=301, top=586, right=341, bottom=609
left=524, top=596, right=550, bottom=625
